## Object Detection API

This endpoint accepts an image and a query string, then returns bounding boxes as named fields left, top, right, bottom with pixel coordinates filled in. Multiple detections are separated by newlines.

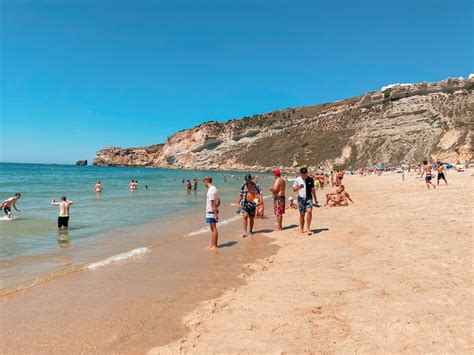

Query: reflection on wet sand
left=57, top=229, right=70, bottom=248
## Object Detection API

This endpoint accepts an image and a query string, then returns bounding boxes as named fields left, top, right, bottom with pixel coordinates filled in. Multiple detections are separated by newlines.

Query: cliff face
left=94, top=77, right=474, bottom=171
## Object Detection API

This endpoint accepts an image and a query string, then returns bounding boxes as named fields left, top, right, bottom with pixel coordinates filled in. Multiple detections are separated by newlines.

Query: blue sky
left=1, top=0, right=472, bottom=164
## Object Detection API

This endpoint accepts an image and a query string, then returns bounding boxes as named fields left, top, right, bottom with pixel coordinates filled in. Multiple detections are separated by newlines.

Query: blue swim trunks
left=297, top=197, right=313, bottom=214
left=206, top=211, right=218, bottom=224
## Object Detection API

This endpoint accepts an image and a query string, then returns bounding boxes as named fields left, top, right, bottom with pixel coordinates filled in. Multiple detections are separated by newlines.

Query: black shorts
left=437, top=173, right=445, bottom=180
left=3, top=206, right=11, bottom=214
left=425, top=175, right=432, bottom=182
left=242, top=202, right=256, bottom=218
left=58, top=216, right=70, bottom=228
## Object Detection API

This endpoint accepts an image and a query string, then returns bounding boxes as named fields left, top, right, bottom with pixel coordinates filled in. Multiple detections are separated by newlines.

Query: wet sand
left=151, top=171, right=473, bottom=353
left=0, top=207, right=278, bottom=353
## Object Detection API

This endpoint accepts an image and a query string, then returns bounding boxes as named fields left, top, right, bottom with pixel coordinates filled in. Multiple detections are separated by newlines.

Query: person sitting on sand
left=203, top=176, right=220, bottom=250
left=436, top=161, right=448, bottom=186
left=420, top=160, right=436, bottom=190
left=288, top=196, right=297, bottom=209
left=326, top=185, right=353, bottom=207
left=94, top=181, right=102, bottom=193
left=237, top=174, right=262, bottom=238
left=1, top=193, right=21, bottom=220
left=51, top=196, right=74, bottom=229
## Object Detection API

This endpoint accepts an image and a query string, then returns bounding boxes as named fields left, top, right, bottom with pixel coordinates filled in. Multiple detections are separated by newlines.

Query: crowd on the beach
left=1, top=159, right=465, bottom=250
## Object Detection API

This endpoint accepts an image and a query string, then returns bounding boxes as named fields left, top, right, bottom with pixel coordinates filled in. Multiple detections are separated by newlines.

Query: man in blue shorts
left=204, top=176, right=220, bottom=250
left=293, top=167, right=318, bottom=235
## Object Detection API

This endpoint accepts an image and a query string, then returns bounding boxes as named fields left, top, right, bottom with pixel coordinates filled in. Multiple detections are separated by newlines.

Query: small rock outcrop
left=93, top=76, right=474, bottom=171
left=76, top=160, right=88, bottom=166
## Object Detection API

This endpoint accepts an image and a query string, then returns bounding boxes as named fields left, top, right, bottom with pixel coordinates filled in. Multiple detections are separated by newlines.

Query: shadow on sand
left=218, top=241, right=238, bottom=249
left=253, top=229, right=274, bottom=234
left=311, top=227, right=329, bottom=234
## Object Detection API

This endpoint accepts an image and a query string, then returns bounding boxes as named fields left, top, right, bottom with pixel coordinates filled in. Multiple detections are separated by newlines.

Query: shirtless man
left=436, top=161, right=448, bottom=185
left=1, top=193, right=21, bottom=220
left=270, top=169, right=286, bottom=231
left=94, top=181, right=102, bottom=193
left=326, top=185, right=353, bottom=207
left=335, top=170, right=345, bottom=186
left=51, top=196, right=74, bottom=229
left=129, top=180, right=135, bottom=190
left=420, top=160, right=436, bottom=189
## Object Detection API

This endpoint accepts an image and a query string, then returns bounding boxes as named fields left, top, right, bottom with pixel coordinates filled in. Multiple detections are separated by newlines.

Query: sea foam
left=86, top=247, right=150, bottom=270
left=186, top=215, right=241, bottom=236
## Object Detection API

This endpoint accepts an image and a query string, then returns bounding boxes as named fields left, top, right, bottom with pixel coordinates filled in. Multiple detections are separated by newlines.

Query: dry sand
left=151, top=172, right=473, bottom=354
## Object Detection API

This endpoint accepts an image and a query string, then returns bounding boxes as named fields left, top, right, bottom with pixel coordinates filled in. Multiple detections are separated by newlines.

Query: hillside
left=93, top=76, right=473, bottom=171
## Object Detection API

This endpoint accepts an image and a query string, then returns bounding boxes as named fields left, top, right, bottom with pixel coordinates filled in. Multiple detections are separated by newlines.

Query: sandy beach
left=1, top=171, right=472, bottom=353
left=151, top=172, right=473, bottom=354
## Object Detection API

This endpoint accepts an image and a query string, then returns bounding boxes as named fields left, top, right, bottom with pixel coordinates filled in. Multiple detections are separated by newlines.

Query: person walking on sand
left=270, top=169, right=286, bottom=231
left=436, top=161, right=448, bottom=186
left=51, top=196, right=74, bottom=229
left=1, top=193, right=21, bottom=220
left=237, top=174, right=262, bottom=238
left=420, top=160, right=436, bottom=190
left=203, top=176, right=220, bottom=250
left=293, top=167, right=318, bottom=235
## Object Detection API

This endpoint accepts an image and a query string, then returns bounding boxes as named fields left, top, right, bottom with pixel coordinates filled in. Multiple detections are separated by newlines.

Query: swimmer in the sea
left=94, top=181, right=102, bottom=193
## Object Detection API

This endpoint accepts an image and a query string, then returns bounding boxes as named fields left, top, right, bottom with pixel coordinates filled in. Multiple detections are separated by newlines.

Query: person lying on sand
left=326, top=185, right=353, bottom=207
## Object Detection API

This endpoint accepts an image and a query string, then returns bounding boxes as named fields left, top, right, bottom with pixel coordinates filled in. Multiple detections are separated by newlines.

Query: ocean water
left=0, top=163, right=268, bottom=293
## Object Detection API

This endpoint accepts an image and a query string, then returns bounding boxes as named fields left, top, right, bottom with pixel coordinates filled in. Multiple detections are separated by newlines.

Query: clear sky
left=1, top=0, right=472, bottom=164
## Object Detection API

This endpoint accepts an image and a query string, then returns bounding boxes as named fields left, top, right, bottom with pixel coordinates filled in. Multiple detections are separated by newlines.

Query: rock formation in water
left=76, top=160, right=88, bottom=166
left=94, top=76, right=473, bottom=171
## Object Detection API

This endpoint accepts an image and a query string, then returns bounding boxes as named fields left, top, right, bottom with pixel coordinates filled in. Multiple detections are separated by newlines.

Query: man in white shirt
left=204, top=176, right=220, bottom=250
left=293, top=167, right=317, bottom=235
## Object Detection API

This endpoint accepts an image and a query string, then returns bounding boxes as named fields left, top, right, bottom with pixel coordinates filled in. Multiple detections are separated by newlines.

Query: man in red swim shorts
left=270, top=169, right=286, bottom=231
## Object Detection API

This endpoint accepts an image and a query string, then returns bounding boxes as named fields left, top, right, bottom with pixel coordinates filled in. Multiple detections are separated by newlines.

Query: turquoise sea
left=0, top=163, right=267, bottom=293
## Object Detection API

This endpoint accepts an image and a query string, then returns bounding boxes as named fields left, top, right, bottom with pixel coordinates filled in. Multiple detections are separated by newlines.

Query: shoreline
left=0, top=164, right=273, bottom=297
left=1, top=171, right=472, bottom=353
left=0, top=197, right=280, bottom=353
left=151, top=172, right=473, bottom=353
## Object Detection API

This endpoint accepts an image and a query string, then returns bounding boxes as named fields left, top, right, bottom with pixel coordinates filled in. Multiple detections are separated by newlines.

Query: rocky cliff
left=94, top=76, right=473, bottom=171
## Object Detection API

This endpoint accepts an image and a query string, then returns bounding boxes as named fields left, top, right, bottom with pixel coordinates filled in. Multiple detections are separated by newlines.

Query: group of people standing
left=420, top=160, right=448, bottom=189
left=203, top=166, right=352, bottom=249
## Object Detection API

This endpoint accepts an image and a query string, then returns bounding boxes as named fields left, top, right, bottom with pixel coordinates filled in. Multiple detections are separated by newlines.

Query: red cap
left=273, top=169, right=281, bottom=176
